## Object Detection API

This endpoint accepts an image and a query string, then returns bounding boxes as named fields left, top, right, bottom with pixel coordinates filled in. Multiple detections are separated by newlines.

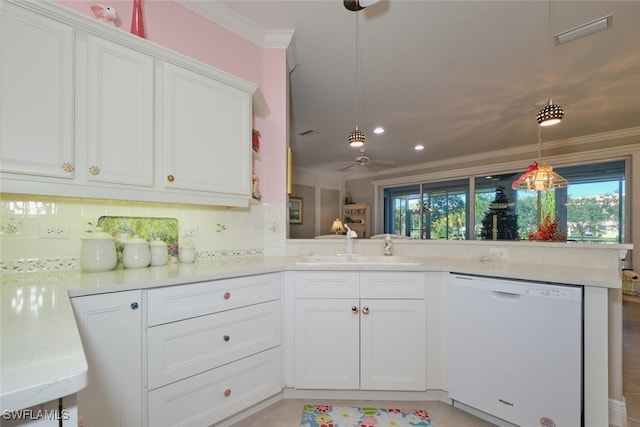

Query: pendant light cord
left=355, top=11, right=360, bottom=127
left=537, top=125, right=543, bottom=160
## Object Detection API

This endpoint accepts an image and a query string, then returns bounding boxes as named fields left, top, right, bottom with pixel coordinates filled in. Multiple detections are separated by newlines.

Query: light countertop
left=0, top=254, right=625, bottom=412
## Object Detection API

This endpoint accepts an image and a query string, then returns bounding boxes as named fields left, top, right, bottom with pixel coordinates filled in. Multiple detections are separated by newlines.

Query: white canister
left=80, top=228, right=117, bottom=273
left=122, top=235, right=150, bottom=269
left=179, top=242, right=196, bottom=264
left=149, top=238, right=169, bottom=266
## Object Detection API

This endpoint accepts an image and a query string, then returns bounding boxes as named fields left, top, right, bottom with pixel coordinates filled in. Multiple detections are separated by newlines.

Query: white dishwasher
left=448, top=274, right=582, bottom=427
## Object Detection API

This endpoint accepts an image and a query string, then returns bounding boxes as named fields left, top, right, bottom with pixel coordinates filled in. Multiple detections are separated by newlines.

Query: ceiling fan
left=334, top=148, right=397, bottom=171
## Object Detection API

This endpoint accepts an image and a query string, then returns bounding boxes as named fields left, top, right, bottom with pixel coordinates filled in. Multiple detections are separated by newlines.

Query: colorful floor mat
left=301, top=404, right=434, bottom=427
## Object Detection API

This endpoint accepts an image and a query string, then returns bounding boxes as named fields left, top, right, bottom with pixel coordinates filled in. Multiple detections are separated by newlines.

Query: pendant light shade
left=536, top=99, right=564, bottom=126
left=348, top=126, right=366, bottom=147
left=511, top=161, right=568, bottom=191
left=536, top=1, right=565, bottom=127
left=347, top=8, right=366, bottom=148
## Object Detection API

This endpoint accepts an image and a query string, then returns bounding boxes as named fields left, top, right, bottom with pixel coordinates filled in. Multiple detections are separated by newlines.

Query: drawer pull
left=223, top=292, right=231, bottom=300
left=351, top=306, right=359, bottom=314
left=130, top=302, right=139, bottom=310
left=167, top=174, right=175, bottom=182
left=362, top=306, right=370, bottom=315
left=223, top=335, right=230, bottom=342
left=224, top=389, right=231, bottom=397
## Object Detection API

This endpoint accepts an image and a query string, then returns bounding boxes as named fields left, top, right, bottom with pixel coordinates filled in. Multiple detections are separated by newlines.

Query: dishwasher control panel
left=452, top=274, right=582, bottom=302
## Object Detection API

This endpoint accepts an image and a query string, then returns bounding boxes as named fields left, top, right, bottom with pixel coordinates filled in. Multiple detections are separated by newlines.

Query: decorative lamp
left=536, top=99, right=564, bottom=126
left=348, top=126, right=366, bottom=147
left=511, top=161, right=568, bottom=192
left=346, top=6, right=366, bottom=148
left=536, top=0, right=565, bottom=126
left=330, top=219, right=345, bottom=234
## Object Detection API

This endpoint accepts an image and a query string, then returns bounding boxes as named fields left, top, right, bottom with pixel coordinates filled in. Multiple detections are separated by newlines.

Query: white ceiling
left=214, top=0, right=640, bottom=175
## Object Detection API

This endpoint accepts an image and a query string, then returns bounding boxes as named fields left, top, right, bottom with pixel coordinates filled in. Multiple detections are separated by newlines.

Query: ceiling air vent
left=554, top=15, right=613, bottom=45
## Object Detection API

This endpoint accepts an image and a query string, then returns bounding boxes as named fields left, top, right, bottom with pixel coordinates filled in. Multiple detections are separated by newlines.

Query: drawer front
left=360, top=272, right=425, bottom=299
left=148, top=347, right=282, bottom=427
left=147, top=273, right=281, bottom=326
left=295, top=271, right=359, bottom=299
left=148, top=300, right=281, bottom=390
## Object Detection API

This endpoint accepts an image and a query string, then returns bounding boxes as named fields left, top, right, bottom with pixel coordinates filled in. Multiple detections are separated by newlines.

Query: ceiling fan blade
left=370, top=160, right=396, bottom=167
left=333, top=161, right=358, bottom=171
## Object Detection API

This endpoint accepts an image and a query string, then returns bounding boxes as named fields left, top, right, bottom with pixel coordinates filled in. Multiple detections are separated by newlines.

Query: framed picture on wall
left=289, top=197, right=303, bottom=224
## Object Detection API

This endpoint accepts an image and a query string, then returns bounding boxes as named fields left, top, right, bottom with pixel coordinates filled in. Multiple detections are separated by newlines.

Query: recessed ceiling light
left=414, top=144, right=425, bottom=151
left=373, top=127, right=384, bottom=134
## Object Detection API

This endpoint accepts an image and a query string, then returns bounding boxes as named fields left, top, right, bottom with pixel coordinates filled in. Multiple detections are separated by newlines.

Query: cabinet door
left=0, top=5, right=74, bottom=178
left=162, top=63, right=252, bottom=197
left=294, top=298, right=360, bottom=389
left=71, top=291, right=143, bottom=427
left=85, top=35, right=154, bottom=187
left=360, top=299, right=426, bottom=390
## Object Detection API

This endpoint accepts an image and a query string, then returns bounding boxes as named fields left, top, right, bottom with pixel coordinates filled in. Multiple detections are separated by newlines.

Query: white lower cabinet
left=147, top=347, right=282, bottom=427
left=71, top=290, right=143, bottom=427
left=295, top=298, right=360, bottom=389
left=294, top=272, right=426, bottom=391
left=146, top=273, right=282, bottom=426
left=70, top=273, right=282, bottom=427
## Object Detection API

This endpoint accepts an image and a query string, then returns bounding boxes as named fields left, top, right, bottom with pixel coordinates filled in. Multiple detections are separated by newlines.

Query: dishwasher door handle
left=491, top=290, right=522, bottom=300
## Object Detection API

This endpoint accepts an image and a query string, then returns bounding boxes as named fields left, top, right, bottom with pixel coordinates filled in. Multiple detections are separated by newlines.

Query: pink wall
left=56, top=0, right=288, bottom=202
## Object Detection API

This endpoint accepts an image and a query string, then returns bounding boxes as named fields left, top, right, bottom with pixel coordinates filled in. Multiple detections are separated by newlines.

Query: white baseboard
left=609, top=397, right=627, bottom=427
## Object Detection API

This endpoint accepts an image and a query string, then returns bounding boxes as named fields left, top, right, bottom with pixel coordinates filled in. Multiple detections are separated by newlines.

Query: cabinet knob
left=130, top=302, right=139, bottom=310
left=167, top=174, right=175, bottom=182
left=89, top=165, right=100, bottom=175
left=351, top=306, right=359, bottom=314
left=61, top=162, right=74, bottom=172
left=223, top=335, right=230, bottom=342
left=362, top=307, right=370, bottom=315
left=223, top=292, right=231, bottom=300
left=224, top=389, right=231, bottom=397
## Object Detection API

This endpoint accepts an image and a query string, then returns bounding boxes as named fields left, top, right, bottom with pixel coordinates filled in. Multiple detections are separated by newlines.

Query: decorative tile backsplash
left=97, top=216, right=180, bottom=266
left=0, top=193, right=286, bottom=274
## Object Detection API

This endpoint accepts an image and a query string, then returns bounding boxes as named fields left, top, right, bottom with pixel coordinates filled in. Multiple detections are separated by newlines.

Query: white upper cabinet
left=161, top=62, right=252, bottom=199
left=0, top=0, right=265, bottom=207
left=0, top=3, right=74, bottom=179
left=84, top=35, right=154, bottom=187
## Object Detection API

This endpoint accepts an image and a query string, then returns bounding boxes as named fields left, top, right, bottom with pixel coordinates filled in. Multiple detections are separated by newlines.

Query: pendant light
left=511, top=127, right=568, bottom=192
left=536, top=0, right=564, bottom=127
left=347, top=7, right=366, bottom=148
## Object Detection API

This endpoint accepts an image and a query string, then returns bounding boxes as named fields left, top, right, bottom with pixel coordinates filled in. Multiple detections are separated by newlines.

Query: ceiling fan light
left=537, top=99, right=564, bottom=126
left=348, top=127, right=366, bottom=147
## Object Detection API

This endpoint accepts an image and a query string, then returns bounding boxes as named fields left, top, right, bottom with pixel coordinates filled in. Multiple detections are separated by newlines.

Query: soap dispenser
left=383, top=234, right=393, bottom=256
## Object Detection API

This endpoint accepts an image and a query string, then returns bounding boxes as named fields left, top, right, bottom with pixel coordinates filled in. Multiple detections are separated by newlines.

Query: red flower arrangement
left=529, top=214, right=566, bottom=241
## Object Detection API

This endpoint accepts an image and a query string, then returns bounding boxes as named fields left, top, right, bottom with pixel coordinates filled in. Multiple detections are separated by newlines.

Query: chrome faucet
left=344, top=224, right=358, bottom=255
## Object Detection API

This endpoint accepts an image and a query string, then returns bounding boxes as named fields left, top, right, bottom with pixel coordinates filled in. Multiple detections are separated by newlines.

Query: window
left=384, top=179, right=469, bottom=240
left=474, top=160, right=625, bottom=242
left=383, top=159, right=627, bottom=243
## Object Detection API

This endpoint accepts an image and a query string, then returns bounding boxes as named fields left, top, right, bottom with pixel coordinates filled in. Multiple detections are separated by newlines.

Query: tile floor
left=229, top=298, right=640, bottom=427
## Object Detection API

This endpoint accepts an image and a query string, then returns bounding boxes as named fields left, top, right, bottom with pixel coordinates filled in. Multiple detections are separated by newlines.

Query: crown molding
left=175, top=0, right=294, bottom=50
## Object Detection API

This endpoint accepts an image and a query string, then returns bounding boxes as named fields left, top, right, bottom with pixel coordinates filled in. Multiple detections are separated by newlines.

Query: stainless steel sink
left=295, top=255, right=421, bottom=266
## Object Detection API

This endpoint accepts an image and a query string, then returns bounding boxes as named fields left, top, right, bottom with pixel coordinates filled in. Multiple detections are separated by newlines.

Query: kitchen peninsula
left=1, top=240, right=631, bottom=426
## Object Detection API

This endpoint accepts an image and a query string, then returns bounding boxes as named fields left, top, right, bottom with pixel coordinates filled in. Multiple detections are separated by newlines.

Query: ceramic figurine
left=90, top=4, right=121, bottom=27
